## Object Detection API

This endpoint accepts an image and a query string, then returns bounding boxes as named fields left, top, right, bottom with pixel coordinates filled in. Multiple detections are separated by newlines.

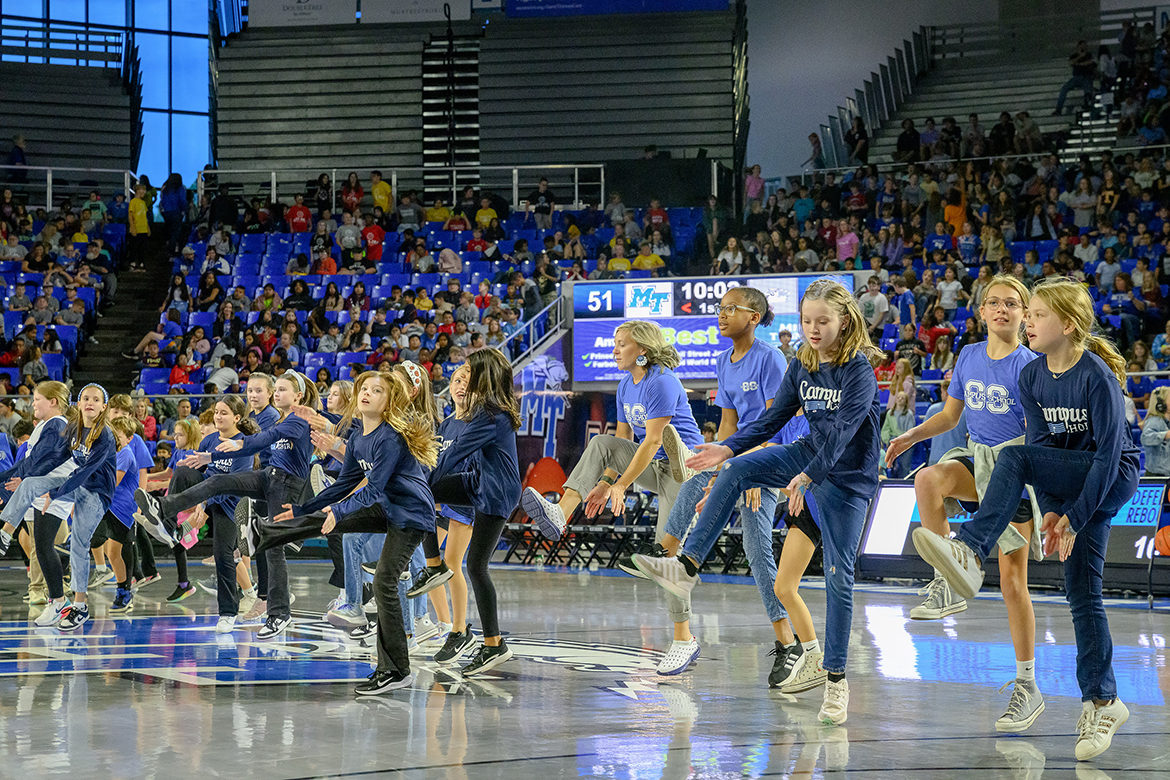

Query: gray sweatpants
left=564, top=434, right=689, bottom=623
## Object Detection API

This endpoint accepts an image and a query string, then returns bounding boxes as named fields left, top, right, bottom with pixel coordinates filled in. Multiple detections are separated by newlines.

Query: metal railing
left=0, top=164, right=138, bottom=211
left=928, top=7, right=1158, bottom=62
left=197, top=164, right=608, bottom=213
left=0, top=15, right=123, bottom=67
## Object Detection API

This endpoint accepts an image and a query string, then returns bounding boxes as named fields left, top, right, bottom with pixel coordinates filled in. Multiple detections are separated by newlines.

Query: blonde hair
left=1150, top=387, right=1170, bottom=420
left=109, top=415, right=138, bottom=443
left=33, top=380, right=75, bottom=424
left=341, top=372, right=439, bottom=468
left=1031, top=277, right=1127, bottom=385
left=614, top=320, right=681, bottom=370
left=174, top=418, right=202, bottom=449
left=276, top=371, right=320, bottom=420
left=796, top=279, right=882, bottom=372
left=108, top=393, right=135, bottom=416
left=393, top=364, right=440, bottom=430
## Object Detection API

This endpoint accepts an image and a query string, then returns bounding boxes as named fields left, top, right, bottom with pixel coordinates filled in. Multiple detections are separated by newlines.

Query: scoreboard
left=568, top=273, right=853, bottom=384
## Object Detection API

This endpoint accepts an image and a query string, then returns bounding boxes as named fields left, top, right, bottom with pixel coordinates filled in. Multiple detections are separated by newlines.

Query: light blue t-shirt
left=617, top=366, right=703, bottom=459
left=948, top=341, right=1039, bottom=447
left=715, top=339, right=792, bottom=446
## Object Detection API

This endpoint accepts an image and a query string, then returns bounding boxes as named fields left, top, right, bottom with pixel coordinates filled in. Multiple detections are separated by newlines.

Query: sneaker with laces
left=633, top=554, right=699, bottom=600
left=349, top=621, right=377, bottom=640
left=661, top=423, right=698, bottom=483
left=87, top=568, right=115, bottom=589
left=414, top=615, right=440, bottom=643
left=1074, top=699, right=1129, bottom=761
left=322, top=594, right=345, bottom=617
left=909, top=575, right=968, bottom=620
left=111, top=587, right=134, bottom=614
left=911, top=528, right=984, bottom=599
left=355, top=668, right=413, bottom=695
left=995, top=679, right=1045, bottom=733
left=462, top=640, right=514, bottom=676
left=133, top=489, right=175, bottom=547
left=327, top=603, right=367, bottom=628
left=134, top=574, right=163, bottom=591
left=34, top=598, right=72, bottom=627
left=781, top=650, right=827, bottom=694
left=768, top=642, right=806, bottom=688
left=617, top=542, right=668, bottom=578
left=28, top=590, right=48, bottom=606
left=216, top=615, right=237, bottom=634
left=197, top=578, right=219, bottom=596
left=656, top=637, right=701, bottom=675
left=405, top=563, right=453, bottom=598
left=819, top=677, right=849, bottom=725
left=57, top=604, right=90, bottom=632
left=238, top=592, right=258, bottom=617
left=434, top=624, right=478, bottom=664
left=240, top=598, right=267, bottom=624
left=166, top=583, right=196, bottom=603
left=310, top=463, right=334, bottom=496
left=256, top=614, right=291, bottom=640
left=521, top=487, right=567, bottom=540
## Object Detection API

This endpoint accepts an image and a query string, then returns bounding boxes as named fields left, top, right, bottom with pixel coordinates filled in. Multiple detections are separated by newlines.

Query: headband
left=285, top=371, right=305, bottom=396
left=76, top=383, right=108, bottom=405
left=400, top=361, right=424, bottom=389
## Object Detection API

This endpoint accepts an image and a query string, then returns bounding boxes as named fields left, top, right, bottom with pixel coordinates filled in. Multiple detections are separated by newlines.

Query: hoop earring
left=635, top=355, right=648, bottom=367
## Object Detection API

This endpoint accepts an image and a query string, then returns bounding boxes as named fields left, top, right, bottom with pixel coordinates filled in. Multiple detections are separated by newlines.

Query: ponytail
left=1085, top=335, right=1128, bottom=386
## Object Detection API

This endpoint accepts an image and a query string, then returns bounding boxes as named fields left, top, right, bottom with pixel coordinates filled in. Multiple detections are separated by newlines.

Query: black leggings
left=430, top=475, right=507, bottom=638
left=32, top=510, right=66, bottom=600
left=208, top=504, right=241, bottom=616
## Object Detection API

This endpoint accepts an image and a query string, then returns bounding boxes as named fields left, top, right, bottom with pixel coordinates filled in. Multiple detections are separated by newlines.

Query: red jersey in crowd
left=361, top=225, right=385, bottom=261
left=287, top=204, right=312, bottom=233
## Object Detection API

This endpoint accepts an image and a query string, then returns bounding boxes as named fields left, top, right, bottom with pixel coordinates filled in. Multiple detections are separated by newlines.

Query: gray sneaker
left=995, top=679, right=1045, bottom=733
left=661, top=423, right=698, bottom=484
left=908, top=575, right=967, bottom=620
left=87, top=568, right=115, bottom=589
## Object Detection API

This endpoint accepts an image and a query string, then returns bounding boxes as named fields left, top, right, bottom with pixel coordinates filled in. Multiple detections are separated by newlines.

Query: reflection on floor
left=0, top=562, right=1165, bottom=779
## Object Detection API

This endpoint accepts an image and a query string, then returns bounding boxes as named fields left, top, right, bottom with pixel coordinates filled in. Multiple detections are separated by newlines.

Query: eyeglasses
left=983, top=298, right=1022, bottom=311
left=717, top=304, right=757, bottom=316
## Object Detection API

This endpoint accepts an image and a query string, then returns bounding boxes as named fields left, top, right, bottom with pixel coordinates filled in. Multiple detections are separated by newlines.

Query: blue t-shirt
left=948, top=342, right=1039, bottom=447
left=108, top=445, right=138, bottom=527
left=230, top=414, right=312, bottom=480
left=167, top=447, right=194, bottom=469
left=924, top=233, right=951, bottom=253
left=957, top=234, right=981, bottom=263
left=617, top=366, right=703, bottom=459
left=130, top=433, right=153, bottom=473
left=896, top=290, right=915, bottom=325
left=715, top=340, right=792, bottom=445
left=1128, top=375, right=1153, bottom=400
left=1019, top=350, right=1140, bottom=532
left=1108, top=290, right=1140, bottom=316
left=249, top=404, right=280, bottom=469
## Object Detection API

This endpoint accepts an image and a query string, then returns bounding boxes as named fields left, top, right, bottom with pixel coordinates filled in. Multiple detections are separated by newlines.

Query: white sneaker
left=633, top=554, right=699, bottom=600
left=661, top=423, right=698, bottom=484
left=1074, top=699, right=1129, bottom=761
left=414, top=615, right=440, bottom=643
left=818, top=677, right=849, bottom=725
left=34, top=598, right=72, bottom=627
left=238, top=592, right=258, bottom=616
left=781, top=650, right=827, bottom=694
left=909, top=576, right=968, bottom=620
left=656, top=637, right=701, bottom=675
left=521, top=487, right=566, bottom=540
left=911, top=528, right=983, bottom=599
left=327, top=604, right=367, bottom=628
left=216, top=616, right=237, bottom=634
left=310, top=463, right=334, bottom=496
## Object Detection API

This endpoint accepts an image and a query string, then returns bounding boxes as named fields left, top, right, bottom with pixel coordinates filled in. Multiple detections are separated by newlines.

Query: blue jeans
left=59, top=487, right=106, bottom=596
left=1056, top=74, right=1094, bottom=112
left=956, top=445, right=1138, bottom=702
left=344, top=533, right=427, bottom=631
left=692, top=441, right=870, bottom=675
left=1, top=472, right=70, bottom=528
left=665, top=469, right=787, bottom=624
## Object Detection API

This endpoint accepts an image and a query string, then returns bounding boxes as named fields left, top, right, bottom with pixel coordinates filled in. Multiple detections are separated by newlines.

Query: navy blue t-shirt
left=723, top=353, right=882, bottom=498
left=48, top=426, right=116, bottom=506
left=228, top=413, right=312, bottom=480
left=437, top=414, right=478, bottom=518
left=1019, top=350, right=1140, bottom=532
left=432, top=409, right=521, bottom=517
left=249, top=404, right=280, bottom=469
left=296, top=421, right=435, bottom=533
left=199, top=431, right=251, bottom=515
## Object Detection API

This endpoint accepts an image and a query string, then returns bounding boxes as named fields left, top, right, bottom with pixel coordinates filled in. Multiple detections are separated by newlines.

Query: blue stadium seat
left=138, top=368, right=170, bottom=386
left=42, top=353, right=64, bottom=381
left=188, top=312, right=215, bottom=330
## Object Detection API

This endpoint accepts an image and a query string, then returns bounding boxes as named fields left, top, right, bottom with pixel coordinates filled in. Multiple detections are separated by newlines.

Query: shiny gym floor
left=0, top=561, right=1166, bottom=780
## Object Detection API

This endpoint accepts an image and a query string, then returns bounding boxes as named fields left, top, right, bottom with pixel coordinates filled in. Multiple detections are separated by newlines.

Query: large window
left=0, top=0, right=211, bottom=187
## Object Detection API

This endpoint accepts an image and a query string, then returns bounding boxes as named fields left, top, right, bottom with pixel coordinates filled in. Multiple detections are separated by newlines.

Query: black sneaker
left=461, top=640, right=514, bottom=677
left=768, top=641, right=806, bottom=689
left=434, top=624, right=477, bottom=664
left=354, top=668, right=413, bottom=696
left=166, top=583, right=196, bottom=603
left=256, top=615, right=291, bottom=640
left=133, top=489, right=175, bottom=548
left=406, top=563, right=453, bottom=598
left=361, top=560, right=378, bottom=576
left=618, top=543, right=669, bottom=579
left=348, top=621, right=377, bottom=640
left=0, top=530, right=12, bottom=556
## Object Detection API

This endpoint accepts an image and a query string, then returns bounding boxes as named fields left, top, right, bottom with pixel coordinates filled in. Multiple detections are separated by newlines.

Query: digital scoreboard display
left=569, top=274, right=853, bottom=383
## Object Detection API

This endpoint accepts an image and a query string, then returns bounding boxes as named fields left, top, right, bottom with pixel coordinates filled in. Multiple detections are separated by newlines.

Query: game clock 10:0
left=572, top=279, right=748, bottom=320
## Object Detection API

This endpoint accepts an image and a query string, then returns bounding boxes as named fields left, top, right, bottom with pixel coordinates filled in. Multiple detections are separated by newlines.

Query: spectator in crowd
left=882, top=391, right=916, bottom=478
left=895, top=322, right=928, bottom=375
left=1141, top=387, right=1170, bottom=476
left=1055, top=40, right=1096, bottom=115
left=526, top=178, right=556, bottom=230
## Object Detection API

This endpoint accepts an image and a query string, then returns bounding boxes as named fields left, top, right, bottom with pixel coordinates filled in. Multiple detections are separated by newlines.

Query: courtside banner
left=362, top=0, right=471, bottom=23
left=248, top=0, right=357, bottom=26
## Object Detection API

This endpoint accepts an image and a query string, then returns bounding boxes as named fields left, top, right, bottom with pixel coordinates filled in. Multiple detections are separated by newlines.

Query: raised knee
left=914, top=466, right=942, bottom=494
